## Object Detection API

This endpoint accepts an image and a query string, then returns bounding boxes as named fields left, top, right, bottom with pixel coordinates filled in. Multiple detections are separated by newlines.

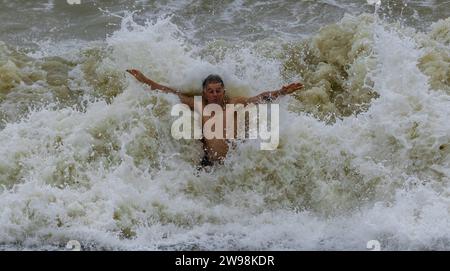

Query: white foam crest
left=1, top=10, right=450, bottom=250
left=105, top=14, right=287, bottom=96
left=105, top=14, right=215, bottom=92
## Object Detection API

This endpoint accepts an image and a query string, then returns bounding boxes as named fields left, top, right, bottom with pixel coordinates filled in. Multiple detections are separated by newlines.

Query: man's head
left=202, top=74, right=225, bottom=105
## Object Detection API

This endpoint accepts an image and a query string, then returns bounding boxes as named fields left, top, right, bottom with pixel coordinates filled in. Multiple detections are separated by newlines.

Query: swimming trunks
left=200, top=155, right=214, bottom=167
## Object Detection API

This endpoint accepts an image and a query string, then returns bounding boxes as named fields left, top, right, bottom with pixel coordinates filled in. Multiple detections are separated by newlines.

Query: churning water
left=0, top=0, right=449, bottom=250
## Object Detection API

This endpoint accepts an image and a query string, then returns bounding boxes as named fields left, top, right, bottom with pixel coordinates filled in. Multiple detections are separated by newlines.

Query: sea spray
left=0, top=2, right=449, bottom=250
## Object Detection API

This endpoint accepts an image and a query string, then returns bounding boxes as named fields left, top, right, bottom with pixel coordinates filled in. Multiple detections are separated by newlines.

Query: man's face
left=203, top=82, right=225, bottom=105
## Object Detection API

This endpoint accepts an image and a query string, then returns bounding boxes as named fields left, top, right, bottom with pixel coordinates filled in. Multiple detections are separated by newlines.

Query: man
left=126, top=69, right=303, bottom=166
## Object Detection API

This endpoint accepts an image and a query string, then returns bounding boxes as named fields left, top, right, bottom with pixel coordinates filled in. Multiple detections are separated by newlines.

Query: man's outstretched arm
left=232, top=82, right=304, bottom=105
left=126, top=69, right=194, bottom=110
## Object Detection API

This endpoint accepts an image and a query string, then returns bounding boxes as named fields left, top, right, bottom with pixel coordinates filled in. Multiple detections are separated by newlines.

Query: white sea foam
left=0, top=2, right=449, bottom=250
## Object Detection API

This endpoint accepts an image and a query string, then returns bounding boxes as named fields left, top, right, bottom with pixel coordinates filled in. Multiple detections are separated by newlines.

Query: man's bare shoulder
left=228, top=96, right=249, bottom=105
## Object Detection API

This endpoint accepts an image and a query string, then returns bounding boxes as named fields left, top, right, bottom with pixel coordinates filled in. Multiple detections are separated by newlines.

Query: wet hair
left=202, top=74, right=224, bottom=90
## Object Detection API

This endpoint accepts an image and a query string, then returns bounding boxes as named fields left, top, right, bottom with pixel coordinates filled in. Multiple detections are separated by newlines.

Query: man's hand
left=280, top=82, right=304, bottom=95
left=126, top=69, right=148, bottom=83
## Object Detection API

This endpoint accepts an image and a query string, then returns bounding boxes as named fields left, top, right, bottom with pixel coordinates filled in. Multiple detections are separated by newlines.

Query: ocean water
left=0, top=0, right=449, bottom=250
